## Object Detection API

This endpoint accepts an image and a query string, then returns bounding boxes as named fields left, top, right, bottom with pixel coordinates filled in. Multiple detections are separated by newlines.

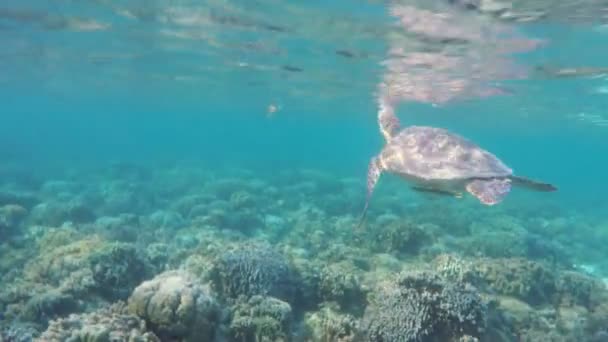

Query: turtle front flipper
left=356, top=157, right=383, bottom=230
left=411, top=186, right=463, bottom=198
left=378, top=97, right=400, bottom=141
left=465, top=178, right=511, bottom=205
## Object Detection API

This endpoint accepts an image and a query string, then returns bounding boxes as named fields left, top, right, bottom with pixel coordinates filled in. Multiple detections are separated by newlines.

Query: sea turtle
left=357, top=100, right=556, bottom=227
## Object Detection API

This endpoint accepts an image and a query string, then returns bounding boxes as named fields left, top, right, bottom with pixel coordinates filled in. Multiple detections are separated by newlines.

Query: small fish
left=261, top=24, right=286, bottom=32
left=536, top=65, right=608, bottom=79
left=266, top=103, right=281, bottom=118
left=336, top=49, right=356, bottom=58
left=282, top=65, right=302, bottom=72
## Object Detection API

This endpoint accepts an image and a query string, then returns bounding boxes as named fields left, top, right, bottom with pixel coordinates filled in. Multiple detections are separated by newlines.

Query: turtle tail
left=356, top=156, right=383, bottom=230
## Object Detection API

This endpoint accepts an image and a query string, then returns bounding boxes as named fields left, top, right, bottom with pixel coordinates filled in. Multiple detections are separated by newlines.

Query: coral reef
left=366, top=215, right=435, bottom=256
left=228, top=295, right=293, bottom=342
left=212, top=242, right=297, bottom=302
left=361, top=270, right=487, bottom=342
left=1, top=164, right=607, bottom=341
left=0, top=323, right=40, bottom=342
left=28, top=200, right=95, bottom=227
left=302, top=304, right=359, bottom=342
left=0, top=234, right=149, bottom=325
left=37, top=302, right=159, bottom=341
left=128, top=270, right=220, bottom=341
left=89, top=243, right=149, bottom=301
left=473, top=258, right=556, bottom=306
left=317, top=262, right=366, bottom=313
left=0, top=204, right=27, bottom=235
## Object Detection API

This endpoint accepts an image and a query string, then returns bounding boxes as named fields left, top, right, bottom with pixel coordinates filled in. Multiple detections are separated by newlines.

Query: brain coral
left=128, top=270, right=220, bottom=342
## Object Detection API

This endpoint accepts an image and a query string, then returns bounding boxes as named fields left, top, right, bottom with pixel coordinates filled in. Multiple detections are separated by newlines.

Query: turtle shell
left=379, top=126, right=513, bottom=180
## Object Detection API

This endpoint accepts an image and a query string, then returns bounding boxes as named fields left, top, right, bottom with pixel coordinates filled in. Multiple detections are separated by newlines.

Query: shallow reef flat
left=1, top=162, right=607, bottom=342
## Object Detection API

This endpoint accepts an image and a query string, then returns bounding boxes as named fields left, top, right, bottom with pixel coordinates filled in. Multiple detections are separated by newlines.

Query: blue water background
left=1, top=4, right=607, bottom=218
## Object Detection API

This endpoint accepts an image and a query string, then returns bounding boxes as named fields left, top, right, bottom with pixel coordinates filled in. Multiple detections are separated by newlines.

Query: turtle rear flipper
left=510, top=175, right=557, bottom=192
left=356, top=157, right=383, bottom=229
left=466, top=178, right=511, bottom=205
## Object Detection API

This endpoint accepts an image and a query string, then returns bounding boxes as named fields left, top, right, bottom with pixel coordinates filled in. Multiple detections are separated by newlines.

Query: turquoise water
left=2, top=1, right=608, bottom=341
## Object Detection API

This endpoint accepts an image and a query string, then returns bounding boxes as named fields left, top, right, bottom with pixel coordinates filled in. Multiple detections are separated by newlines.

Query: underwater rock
left=457, top=230, right=529, bottom=259
left=28, top=202, right=70, bottom=227
left=65, top=201, right=96, bottom=224
left=318, top=262, right=366, bottom=313
left=95, top=214, right=140, bottom=231
left=556, top=305, right=589, bottom=340
left=89, top=243, right=149, bottom=301
left=228, top=295, right=292, bottom=342
left=587, top=296, right=608, bottom=339
left=21, top=289, right=81, bottom=324
left=24, top=235, right=104, bottom=291
left=0, top=191, right=39, bottom=209
left=555, top=270, right=606, bottom=308
left=206, top=178, right=252, bottom=201
left=223, top=212, right=264, bottom=235
left=171, top=194, right=215, bottom=217
left=230, top=190, right=257, bottom=210
left=367, top=216, right=435, bottom=255
left=147, top=210, right=185, bottom=230
left=198, top=199, right=264, bottom=234
left=320, top=193, right=357, bottom=217
left=37, top=301, right=159, bottom=342
left=478, top=298, right=519, bottom=342
left=28, top=200, right=95, bottom=226
left=474, top=258, right=557, bottom=306
left=0, top=322, right=41, bottom=342
left=212, top=242, right=296, bottom=302
left=592, top=330, right=608, bottom=342
left=456, top=228, right=570, bottom=265
left=100, top=181, right=151, bottom=215
left=361, top=270, right=487, bottom=342
left=302, top=305, right=359, bottom=342
left=2, top=237, right=89, bottom=323
left=187, top=203, right=209, bottom=219
left=144, top=243, right=171, bottom=271
left=0, top=204, right=27, bottom=234
left=128, top=270, right=220, bottom=342
left=105, top=161, right=151, bottom=182
left=95, top=214, right=141, bottom=242
left=40, top=180, right=81, bottom=197
left=299, top=170, right=344, bottom=192
left=263, top=214, right=290, bottom=240
left=433, top=254, right=608, bottom=341
left=287, top=257, right=322, bottom=311
left=523, top=233, right=570, bottom=265
left=15, top=236, right=148, bottom=323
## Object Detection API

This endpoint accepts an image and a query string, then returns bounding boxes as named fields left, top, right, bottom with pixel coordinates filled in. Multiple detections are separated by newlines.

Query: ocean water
left=1, top=1, right=608, bottom=341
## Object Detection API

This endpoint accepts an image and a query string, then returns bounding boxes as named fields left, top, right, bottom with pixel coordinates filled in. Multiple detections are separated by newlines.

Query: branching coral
left=229, top=295, right=293, bottom=342
left=361, top=270, right=487, bottom=342
left=37, top=302, right=159, bottom=342
left=213, top=242, right=296, bottom=302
